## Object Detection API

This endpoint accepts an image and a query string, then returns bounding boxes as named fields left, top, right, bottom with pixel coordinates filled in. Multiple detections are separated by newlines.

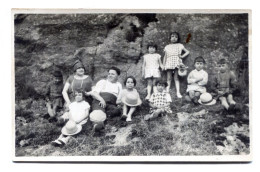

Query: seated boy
left=185, top=56, right=208, bottom=104
left=212, top=58, right=239, bottom=113
left=51, top=90, right=90, bottom=147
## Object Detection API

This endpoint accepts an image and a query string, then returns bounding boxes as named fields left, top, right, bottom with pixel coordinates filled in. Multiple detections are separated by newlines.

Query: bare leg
left=46, top=102, right=55, bottom=117
left=126, top=107, right=136, bottom=121
left=152, top=78, right=158, bottom=93
left=227, top=94, right=236, bottom=105
left=123, top=104, right=128, bottom=116
left=174, top=70, right=182, bottom=98
left=146, top=78, right=153, bottom=100
left=189, top=90, right=195, bottom=99
left=194, top=91, right=201, bottom=97
left=219, top=96, right=229, bottom=110
left=150, top=109, right=164, bottom=119
left=166, top=70, right=172, bottom=92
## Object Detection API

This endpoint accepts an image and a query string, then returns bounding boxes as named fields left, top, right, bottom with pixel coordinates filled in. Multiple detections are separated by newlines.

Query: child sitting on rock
left=185, top=56, right=208, bottom=104
left=212, top=58, right=239, bottom=113
left=45, top=70, right=64, bottom=122
left=144, top=80, right=172, bottom=121
left=118, top=76, right=142, bottom=122
left=51, top=91, right=90, bottom=147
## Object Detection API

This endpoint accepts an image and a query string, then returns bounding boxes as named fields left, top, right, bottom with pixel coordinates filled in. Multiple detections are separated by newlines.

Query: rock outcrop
left=14, top=13, right=249, bottom=100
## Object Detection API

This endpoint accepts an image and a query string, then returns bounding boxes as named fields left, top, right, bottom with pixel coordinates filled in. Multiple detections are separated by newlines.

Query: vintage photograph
left=13, top=10, right=251, bottom=161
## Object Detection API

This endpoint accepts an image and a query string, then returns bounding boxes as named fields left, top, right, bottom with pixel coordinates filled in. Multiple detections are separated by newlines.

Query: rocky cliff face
left=14, top=13, right=249, bottom=100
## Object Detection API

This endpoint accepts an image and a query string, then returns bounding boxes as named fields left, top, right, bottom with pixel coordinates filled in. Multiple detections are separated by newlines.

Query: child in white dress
left=119, top=76, right=142, bottom=122
left=51, top=91, right=90, bottom=147
left=163, top=32, right=190, bottom=98
left=185, top=56, right=208, bottom=104
left=142, top=43, right=164, bottom=100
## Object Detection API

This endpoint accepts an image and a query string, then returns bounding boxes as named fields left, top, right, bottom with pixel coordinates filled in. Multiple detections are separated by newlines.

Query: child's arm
left=159, top=55, right=164, bottom=69
left=163, top=53, right=167, bottom=70
left=91, top=91, right=106, bottom=108
left=62, top=82, right=71, bottom=107
left=198, top=72, right=208, bottom=86
left=179, top=47, right=190, bottom=59
left=187, top=71, right=200, bottom=84
left=142, top=56, right=146, bottom=78
left=149, top=102, right=157, bottom=109
left=229, top=71, right=238, bottom=94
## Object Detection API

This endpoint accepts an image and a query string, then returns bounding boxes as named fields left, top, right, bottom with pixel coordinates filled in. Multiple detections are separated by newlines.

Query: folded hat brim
left=61, top=124, right=82, bottom=136
left=121, top=97, right=142, bottom=107
left=198, top=99, right=216, bottom=106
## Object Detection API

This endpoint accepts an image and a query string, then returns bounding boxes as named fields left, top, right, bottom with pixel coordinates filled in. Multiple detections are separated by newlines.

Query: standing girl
left=163, top=32, right=190, bottom=98
left=142, top=43, right=164, bottom=100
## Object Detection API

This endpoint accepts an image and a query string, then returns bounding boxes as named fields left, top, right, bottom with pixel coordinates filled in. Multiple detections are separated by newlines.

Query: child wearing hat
left=212, top=58, right=238, bottom=112
left=185, top=56, right=208, bottom=104
left=51, top=90, right=90, bottom=147
left=144, top=80, right=172, bottom=121
left=45, top=70, right=64, bottom=122
left=118, top=76, right=142, bottom=122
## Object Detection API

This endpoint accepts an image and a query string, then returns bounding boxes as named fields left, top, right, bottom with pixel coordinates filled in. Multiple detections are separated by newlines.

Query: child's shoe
left=192, top=97, right=199, bottom=105
left=228, top=104, right=236, bottom=114
left=48, top=116, right=58, bottom=123
left=51, top=140, right=65, bottom=147
left=121, top=114, right=127, bottom=120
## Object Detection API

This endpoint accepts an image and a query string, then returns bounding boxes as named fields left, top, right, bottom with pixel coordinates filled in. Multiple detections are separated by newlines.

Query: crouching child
left=144, top=80, right=172, bottom=121
left=212, top=58, right=240, bottom=113
left=51, top=91, right=90, bottom=147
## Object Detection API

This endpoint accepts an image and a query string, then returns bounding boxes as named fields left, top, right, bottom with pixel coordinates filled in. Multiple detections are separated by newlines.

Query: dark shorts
left=48, top=97, right=64, bottom=109
left=92, top=92, right=121, bottom=117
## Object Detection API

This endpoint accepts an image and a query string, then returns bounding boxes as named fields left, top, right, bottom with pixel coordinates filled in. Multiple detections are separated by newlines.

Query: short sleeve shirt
left=149, top=91, right=172, bottom=107
left=93, top=79, right=122, bottom=97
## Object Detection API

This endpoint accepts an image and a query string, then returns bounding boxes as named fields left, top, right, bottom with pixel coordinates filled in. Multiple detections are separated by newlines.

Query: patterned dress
left=143, top=53, right=161, bottom=78
left=149, top=91, right=172, bottom=114
left=164, top=43, right=184, bottom=70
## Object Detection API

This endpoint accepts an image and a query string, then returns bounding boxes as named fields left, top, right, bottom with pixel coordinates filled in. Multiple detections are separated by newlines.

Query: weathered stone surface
left=14, top=13, right=248, bottom=100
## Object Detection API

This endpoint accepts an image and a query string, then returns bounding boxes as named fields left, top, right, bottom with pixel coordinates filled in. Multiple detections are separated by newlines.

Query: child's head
left=53, top=70, right=63, bottom=83
left=194, top=56, right=206, bottom=71
left=169, top=32, right=180, bottom=43
left=124, top=76, right=136, bottom=89
left=147, top=43, right=157, bottom=54
left=155, top=80, right=168, bottom=92
left=218, top=58, right=229, bottom=73
left=74, top=91, right=84, bottom=102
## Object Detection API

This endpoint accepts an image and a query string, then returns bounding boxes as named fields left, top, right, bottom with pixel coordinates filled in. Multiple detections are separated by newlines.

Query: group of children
left=46, top=31, right=241, bottom=147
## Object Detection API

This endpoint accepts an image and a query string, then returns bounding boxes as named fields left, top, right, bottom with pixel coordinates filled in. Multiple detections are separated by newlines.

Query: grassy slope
left=15, top=92, right=249, bottom=156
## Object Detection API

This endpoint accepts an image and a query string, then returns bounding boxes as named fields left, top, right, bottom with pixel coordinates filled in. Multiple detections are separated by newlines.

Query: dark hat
left=73, top=60, right=84, bottom=71
left=194, top=56, right=206, bottom=64
left=53, top=70, right=63, bottom=78
left=155, top=79, right=168, bottom=87
left=109, top=66, right=121, bottom=75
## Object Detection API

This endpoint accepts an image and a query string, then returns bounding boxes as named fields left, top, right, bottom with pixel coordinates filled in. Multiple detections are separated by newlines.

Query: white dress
left=143, top=53, right=161, bottom=78
left=186, top=69, right=208, bottom=93
left=164, top=43, right=184, bottom=70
